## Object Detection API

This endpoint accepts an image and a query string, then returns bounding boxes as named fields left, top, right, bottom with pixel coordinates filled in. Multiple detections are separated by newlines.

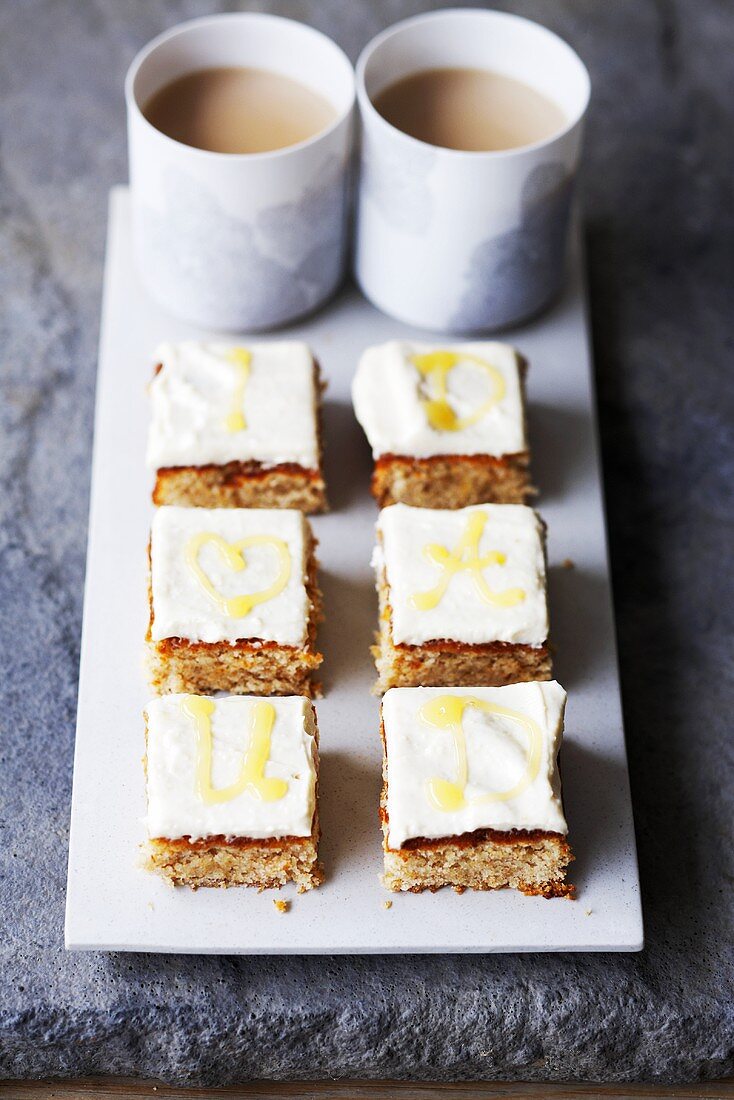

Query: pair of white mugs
left=126, top=9, right=590, bottom=334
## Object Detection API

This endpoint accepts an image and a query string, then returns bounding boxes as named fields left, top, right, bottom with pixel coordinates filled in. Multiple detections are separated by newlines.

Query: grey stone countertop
left=1, top=0, right=732, bottom=1087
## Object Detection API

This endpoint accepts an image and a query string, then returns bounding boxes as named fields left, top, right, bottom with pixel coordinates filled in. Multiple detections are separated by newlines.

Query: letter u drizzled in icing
left=182, top=696, right=288, bottom=804
left=185, top=532, right=291, bottom=618
left=419, top=694, right=542, bottom=812
left=411, top=350, right=506, bottom=432
left=224, top=347, right=252, bottom=432
left=410, top=510, right=525, bottom=611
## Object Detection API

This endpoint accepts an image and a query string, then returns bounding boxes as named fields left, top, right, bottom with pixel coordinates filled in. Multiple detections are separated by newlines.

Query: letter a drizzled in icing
left=183, top=695, right=288, bottom=805
left=224, top=347, right=252, bottom=432
left=410, top=510, right=525, bottom=611
left=185, top=532, right=291, bottom=618
left=411, top=350, right=506, bottom=432
left=419, top=694, right=542, bottom=812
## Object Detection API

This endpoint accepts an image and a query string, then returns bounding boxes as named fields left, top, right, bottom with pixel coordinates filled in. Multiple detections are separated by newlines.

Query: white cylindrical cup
left=126, top=14, right=355, bottom=331
left=354, top=9, right=590, bottom=332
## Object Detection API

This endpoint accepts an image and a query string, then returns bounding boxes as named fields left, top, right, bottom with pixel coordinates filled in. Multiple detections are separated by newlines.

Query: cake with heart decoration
left=146, top=505, right=322, bottom=697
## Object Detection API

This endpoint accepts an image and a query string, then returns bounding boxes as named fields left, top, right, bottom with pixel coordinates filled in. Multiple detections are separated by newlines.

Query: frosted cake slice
left=352, top=340, right=532, bottom=509
left=144, top=693, right=322, bottom=890
left=373, top=502, right=551, bottom=691
left=147, top=341, right=327, bottom=513
left=147, top=506, right=322, bottom=697
left=380, top=682, right=573, bottom=896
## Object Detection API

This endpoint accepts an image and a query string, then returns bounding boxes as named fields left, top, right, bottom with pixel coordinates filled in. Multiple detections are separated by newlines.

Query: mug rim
left=355, top=7, right=591, bottom=161
left=125, top=11, right=355, bottom=163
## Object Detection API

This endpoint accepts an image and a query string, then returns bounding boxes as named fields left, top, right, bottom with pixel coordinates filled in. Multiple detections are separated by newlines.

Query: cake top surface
left=352, top=340, right=526, bottom=459
left=146, top=341, right=320, bottom=470
left=377, top=503, right=548, bottom=647
left=382, top=682, right=567, bottom=847
left=150, top=506, right=310, bottom=646
left=145, top=694, right=317, bottom=841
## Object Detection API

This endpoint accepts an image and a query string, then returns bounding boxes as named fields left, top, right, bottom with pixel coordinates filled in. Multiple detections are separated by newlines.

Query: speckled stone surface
left=0, top=0, right=732, bottom=1086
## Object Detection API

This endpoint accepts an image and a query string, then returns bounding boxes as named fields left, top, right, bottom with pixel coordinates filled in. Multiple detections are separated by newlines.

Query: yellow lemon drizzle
left=419, top=694, right=542, bottom=813
left=224, top=347, right=251, bottom=432
left=410, top=511, right=525, bottom=611
left=182, top=695, right=287, bottom=804
left=411, top=350, right=506, bottom=432
left=185, top=532, right=291, bottom=618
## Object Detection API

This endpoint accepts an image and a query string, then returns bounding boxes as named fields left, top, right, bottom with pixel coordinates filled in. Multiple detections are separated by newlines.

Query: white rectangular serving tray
left=65, top=187, right=643, bottom=953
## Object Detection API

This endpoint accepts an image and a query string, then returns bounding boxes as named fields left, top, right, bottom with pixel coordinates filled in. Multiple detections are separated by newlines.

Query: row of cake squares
left=146, top=500, right=548, bottom=699
left=147, top=337, right=532, bottom=511
left=143, top=340, right=328, bottom=893
left=142, top=342, right=321, bottom=892
left=145, top=682, right=572, bottom=896
left=352, top=340, right=571, bottom=896
left=142, top=337, right=571, bottom=898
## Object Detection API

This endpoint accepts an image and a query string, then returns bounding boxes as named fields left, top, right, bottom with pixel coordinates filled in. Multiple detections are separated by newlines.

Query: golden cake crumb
left=585, top=908, right=593, bottom=916
left=154, top=462, right=327, bottom=513
left=383, top=900, right=393, bottom=910
left=273, top=899, right=289, bottom=913
left=145, top=829, right=323, bottom=892
left=372, top=452, right=533, bottom=509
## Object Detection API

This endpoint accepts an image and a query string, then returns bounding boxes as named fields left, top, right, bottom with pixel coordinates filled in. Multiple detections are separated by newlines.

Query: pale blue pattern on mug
left=360, top=126, right=436, bottom=233
left=138, top=157, right=349, bottom=330
left=450, top=163, right=575, bottom=332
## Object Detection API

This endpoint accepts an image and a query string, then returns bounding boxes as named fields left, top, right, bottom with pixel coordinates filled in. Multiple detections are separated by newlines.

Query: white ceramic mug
left=354, top=9, right=590, bottom=333
left=126, top=14, right=355, bottom=331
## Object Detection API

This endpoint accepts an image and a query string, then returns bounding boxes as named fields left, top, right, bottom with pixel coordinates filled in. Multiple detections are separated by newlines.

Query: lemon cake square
left=144, top=693, right=322, bottom=890
left=373, top=502, right=551, bottom=691
left=380, top=682, right=573, bottom=896
left=147, top=341, right=327, bottom=512
left=147, top=506, right=322, bottom=696
left=352, top=340, right=532, bottom=509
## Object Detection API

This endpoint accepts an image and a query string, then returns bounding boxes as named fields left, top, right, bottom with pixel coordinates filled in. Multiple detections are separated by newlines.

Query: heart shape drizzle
left=185, top=531, right=291, bottom=618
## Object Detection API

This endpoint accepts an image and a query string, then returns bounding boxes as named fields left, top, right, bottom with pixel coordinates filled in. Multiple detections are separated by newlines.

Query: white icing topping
left=146, top=341, right=320, bottom=469
left=383, top=682, right=567, bottom=847
left=352, top=340, right=526, bottom=458
left=145, top=694, right=317, bottom=841
left=378, top=503, right=548, bottom=646
left=150, top=506, right=310, bottom=646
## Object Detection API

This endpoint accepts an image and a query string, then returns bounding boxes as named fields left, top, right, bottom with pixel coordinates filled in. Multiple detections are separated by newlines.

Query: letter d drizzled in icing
left=411, top=349, right=506, bottom=432
left=419, top=694, right=542, bottom=812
